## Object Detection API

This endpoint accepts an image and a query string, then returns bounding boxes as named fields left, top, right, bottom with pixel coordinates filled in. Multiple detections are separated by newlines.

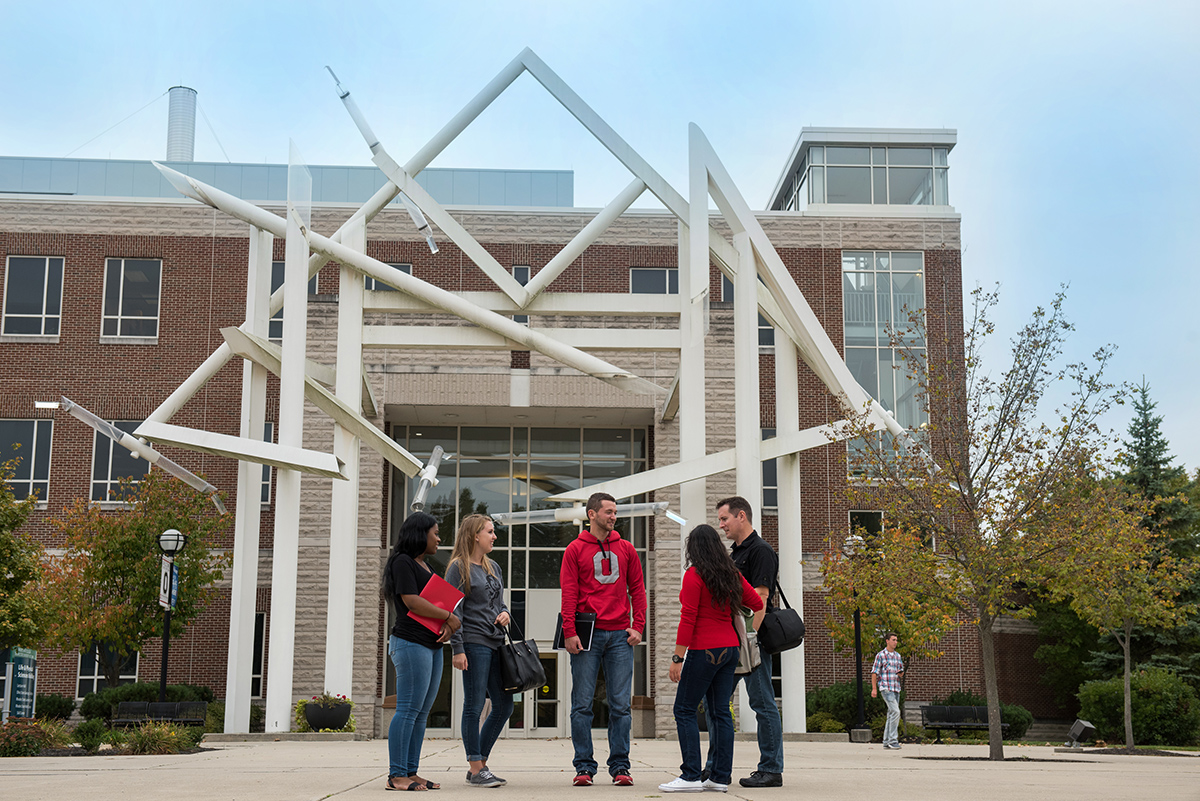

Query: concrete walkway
left=2, top=737, right=1196, bottom=801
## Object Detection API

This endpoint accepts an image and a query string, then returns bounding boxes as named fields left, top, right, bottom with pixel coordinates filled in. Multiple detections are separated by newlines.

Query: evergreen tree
left=1086, top=381, right=1200, bottom=690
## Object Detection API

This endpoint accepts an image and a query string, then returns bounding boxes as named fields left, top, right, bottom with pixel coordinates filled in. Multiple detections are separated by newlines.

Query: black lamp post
left=157, top=528, right=187, bottom=703
left=844, top=535, right=871, bottom=742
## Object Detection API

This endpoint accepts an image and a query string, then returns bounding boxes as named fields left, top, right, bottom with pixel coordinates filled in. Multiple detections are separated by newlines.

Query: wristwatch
left=671, top=655, right=685, bottom=664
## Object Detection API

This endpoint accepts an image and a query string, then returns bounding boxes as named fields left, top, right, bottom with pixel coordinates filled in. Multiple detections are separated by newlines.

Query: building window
left=261, top=422, right=274, bottom=506
left=849, top=510, right=884, bottom=542
left=102, top=258, right=161, bottom=338
left=3, top=256, right=63, bottom=336
left=761, top=428, right=777, bottom=510
left=630, top=267, right=678, bottom=294
left=512, top=266, right=530, bottom=324
left=720, top=276, right=775, bottom=346
left=77, top=643, right=138, bottom=698
left=0, top=419, right=53, bottom=502
left=800, top=146, right=948, bottom=206
left=251, top=612, right=266, bottom=698
left=91, top=421, right=148, bottom=502
left=843, top=251, right=926, bottom=429
left=269, top=261, right=320, bottom=340
left=365, top=263, right=411, bottom=291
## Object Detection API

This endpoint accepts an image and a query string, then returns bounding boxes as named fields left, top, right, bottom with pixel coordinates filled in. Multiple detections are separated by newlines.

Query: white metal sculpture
left=142, top=48, right=907, bottom=734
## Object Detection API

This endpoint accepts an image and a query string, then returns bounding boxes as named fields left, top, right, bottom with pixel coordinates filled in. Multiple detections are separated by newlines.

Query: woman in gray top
left=445, top=514, right=513, bottom=788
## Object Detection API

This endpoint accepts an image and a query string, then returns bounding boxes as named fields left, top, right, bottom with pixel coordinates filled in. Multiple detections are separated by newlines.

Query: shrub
left=183, top=725, right=206, bottom=748
left=806, top=711, right=846, bottom=733
left=35, top=693, right=76, bottom=721
left=79, top=682, right=210, bottom=721
left=1078, top=668, right=1200, bottom=746
left=74, top=718, right=107, bottom=753
left=927, top=688, right=1033, bottom=740
left=0, top=719, right=49, bottom=757
left=806, top=680, right=897, bottom=731
left=37, top=718, right=75, bottom=748
left=125, top=721, right=189, bottom=755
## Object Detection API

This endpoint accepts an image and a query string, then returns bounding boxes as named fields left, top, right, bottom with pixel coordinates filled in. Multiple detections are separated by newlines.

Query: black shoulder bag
left=498, top=620, right=547, bottom=693
left=757, top=580, right=805, bottom=654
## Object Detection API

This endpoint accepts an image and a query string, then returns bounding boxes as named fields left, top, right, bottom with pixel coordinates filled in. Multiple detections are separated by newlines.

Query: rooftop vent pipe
left=166, top=86, right=197, bottom=162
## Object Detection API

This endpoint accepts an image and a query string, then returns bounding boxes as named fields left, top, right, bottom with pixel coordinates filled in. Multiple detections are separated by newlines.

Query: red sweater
left=560, top=530, right=647, bottom=636
left=675, top=567, right=763, bottom=650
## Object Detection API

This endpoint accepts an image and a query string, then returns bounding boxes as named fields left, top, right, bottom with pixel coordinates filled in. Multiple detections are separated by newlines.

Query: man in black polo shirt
left=702, top=495, right=784, bottom=788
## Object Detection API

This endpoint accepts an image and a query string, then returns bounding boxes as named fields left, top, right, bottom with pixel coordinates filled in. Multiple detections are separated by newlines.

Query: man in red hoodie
left=560, top=492, right=647, bottom=787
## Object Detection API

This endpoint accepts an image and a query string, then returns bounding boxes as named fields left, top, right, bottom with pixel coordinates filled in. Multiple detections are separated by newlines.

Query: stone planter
left=304, top=702, right=352, bottom=732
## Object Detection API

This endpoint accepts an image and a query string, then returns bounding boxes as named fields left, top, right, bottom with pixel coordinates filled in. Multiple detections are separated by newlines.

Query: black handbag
left=498, top=621, right=547, bottom=693
left=757, top=581, right=805, bottom=654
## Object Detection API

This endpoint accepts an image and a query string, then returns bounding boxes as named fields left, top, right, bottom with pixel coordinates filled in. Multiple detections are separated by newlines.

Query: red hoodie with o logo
left=559, top=529, right=647, bottom=637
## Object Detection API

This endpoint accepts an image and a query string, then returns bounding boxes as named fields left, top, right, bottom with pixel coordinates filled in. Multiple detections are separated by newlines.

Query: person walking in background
left=446, top=514, right=514, bottom=788
left=382, top=512, right=460, bottom=791
left=871, top=633, right=905, bottom=749
left=560, top=492, right=647, bottom=787
left=703, top=496, right=784, bottom=788
left=659, top=524, right=764, bottom=794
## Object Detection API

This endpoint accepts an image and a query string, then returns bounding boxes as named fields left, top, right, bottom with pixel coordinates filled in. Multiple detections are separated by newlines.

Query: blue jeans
left=705, top=643, right=783, bottom=774
left=673, top=647, right=737, bottom=784
left=569, top=627, right=633, bottom=776
left=389, top=635, right=443, bottom=778
left=461, top=642, right=515, bottom=763
left=881, top=690, right=900, bottom=746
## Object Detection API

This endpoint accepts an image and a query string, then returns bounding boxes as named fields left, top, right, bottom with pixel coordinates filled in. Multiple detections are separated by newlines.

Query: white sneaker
left=702, top=779, right=728, bottom=792
left=658, top=777, right=705, bottom=793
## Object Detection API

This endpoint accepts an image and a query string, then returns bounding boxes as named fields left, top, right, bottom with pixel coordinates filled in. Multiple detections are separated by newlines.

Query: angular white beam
left=364, top=291, right=680, bottom=316
left=370, top=149, right=530, bottom=305
left=153, top=162, right=664, bottom=398
left=362, top=326, right=679, bottom=351
left=136, top=420, right=345, bottom=479
left=520, top=178, right=646, bottom=303
left=222, top=328, right=424, bottom=477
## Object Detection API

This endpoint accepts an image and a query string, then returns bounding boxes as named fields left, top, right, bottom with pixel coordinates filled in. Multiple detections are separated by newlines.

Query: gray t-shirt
left=444, top=559, right=508, bottom=655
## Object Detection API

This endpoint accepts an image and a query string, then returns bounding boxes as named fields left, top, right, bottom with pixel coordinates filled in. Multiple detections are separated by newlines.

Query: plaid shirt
left=871, top=648, right=904, bottom=693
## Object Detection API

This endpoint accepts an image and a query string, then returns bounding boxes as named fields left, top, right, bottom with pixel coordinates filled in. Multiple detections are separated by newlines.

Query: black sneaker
left=739, top=772, right=783, bottom=788
left=700, top=770, right=711, bottom=782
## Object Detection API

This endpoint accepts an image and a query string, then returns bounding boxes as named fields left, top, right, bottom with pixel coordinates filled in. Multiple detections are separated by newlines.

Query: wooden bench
left=111, top=700, right=207, bottom=727
left=919, top=705, right=1009, bottom=743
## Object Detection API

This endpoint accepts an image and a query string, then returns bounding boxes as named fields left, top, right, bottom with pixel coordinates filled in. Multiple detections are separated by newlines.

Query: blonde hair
left=447, top=514, right=495, bottom=597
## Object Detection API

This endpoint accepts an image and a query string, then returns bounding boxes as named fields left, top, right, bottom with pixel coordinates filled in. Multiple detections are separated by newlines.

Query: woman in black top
left=382, top=512, right=460, bottom=791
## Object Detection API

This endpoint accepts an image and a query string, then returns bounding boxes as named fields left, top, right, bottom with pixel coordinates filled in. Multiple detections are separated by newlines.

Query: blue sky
left=3, top=0, right=1197, bottom=469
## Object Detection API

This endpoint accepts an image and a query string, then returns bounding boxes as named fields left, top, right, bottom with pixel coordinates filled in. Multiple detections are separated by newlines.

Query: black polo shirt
left=730, top=530, right=778, bottom=613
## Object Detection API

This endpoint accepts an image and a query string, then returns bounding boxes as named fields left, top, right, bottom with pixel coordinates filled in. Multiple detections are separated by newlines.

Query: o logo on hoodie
left=593, top=550, right=620, bottom=584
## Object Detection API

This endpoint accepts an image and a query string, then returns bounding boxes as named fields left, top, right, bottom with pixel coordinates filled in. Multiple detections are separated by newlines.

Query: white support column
left=324, top=217, right=365, bottom=696
left=774, top=330, right=806, bottom=733
left=265, top=146, right=311, bottom=732
left=680, top=154, right=707, bottom=550
left=732, top=232, right=761, bottom=734
left=224, top=226, right=272, bottom=734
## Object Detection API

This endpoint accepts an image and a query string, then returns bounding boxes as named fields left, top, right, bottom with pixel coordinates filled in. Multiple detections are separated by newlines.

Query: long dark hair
left=685, top=524, right=744, bottom=613
left=382, top=511, right=438, bottom=601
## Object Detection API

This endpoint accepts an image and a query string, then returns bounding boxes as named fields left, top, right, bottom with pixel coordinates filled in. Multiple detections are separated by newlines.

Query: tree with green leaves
left=825, top=285, right=1125, bottom=761
left=1045, top=479, right=1193, bottom=748
left=39, top=471, right=230, bottom=689
left=0, top=458, right=45, bottom=651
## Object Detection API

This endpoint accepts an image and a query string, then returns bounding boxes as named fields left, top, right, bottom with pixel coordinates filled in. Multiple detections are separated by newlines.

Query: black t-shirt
left=388, top=553, right=442, bottom=649
left=730, top=531, right=778, bottom=613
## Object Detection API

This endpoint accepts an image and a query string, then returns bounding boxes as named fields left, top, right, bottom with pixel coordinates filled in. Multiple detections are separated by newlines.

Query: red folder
left=407, top=572, right=466, bottom=635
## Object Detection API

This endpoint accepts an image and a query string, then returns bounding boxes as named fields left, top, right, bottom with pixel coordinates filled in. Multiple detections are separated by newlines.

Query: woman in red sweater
left=659, top=525, right=764, bottom=793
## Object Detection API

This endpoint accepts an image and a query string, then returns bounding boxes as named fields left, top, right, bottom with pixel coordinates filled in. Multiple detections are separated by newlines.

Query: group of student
left=380, top=492, right=786, bottom=793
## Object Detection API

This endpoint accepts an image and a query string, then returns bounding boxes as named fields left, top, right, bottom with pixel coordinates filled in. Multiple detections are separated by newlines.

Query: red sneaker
left=612, top=772, right=634, bottom=786
left=573, top=773, right=594, bottom=787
